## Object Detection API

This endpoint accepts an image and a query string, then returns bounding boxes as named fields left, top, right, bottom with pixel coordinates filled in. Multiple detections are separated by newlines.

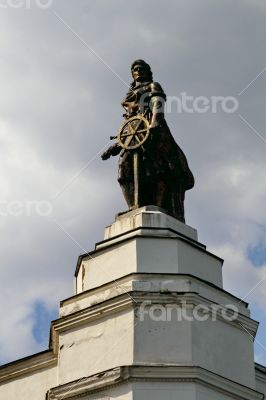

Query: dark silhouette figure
left=102, top=60, right=194, bottom=223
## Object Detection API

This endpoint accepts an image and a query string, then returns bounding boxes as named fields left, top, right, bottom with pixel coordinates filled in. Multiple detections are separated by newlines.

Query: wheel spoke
left=137, top=128, right=148, bottom=133
left=128, top=122, right=136, bottom=135
left=127, top=135, right=134, bottom=146
left=133, top=118, right=144, bottom=133
left=121, top=131, right=134, bottom=137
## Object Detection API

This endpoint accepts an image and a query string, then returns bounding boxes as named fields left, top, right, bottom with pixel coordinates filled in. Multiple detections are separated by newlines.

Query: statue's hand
left=149, top=117, right=160, bottom=131
left=101, top=149, right=111, bottom=160
left=101, top=143, right=121, bottom=160
left=149, top=121, right=159, bottom=131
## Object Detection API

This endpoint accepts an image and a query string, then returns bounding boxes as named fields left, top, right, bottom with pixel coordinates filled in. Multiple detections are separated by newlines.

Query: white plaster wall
left=132, top=382, right=259, bottom=400
left=104, top=207, right=198, bottom=241
left=134, top=312, right=193, bottom=364
left=134, top=307, right=255, bottom=388
left=176, top=239, right=223, bottom=287
left=256, top=375, right=266, bottom=397
left=79, top=381, right=261, bottom=400
left=132, top=382, right=197, bottom=400
left=79, top=383, right=134, bottom=400
left=80, top=240, right=137, bottom=292
left=79, top=236, right=223, bottom=293
left=196, top=384, right=248, bottom=400
left=192, top=318, right=256, bottom=388
left=136, top=237, right=222, bottom=287
left=0, top=365, right=57, bottom=400
left=58, top=309, right=134, bottom=384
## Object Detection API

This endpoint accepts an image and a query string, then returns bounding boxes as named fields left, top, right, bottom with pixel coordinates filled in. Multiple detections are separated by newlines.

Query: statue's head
left=131, top=59, right=153, bottom=84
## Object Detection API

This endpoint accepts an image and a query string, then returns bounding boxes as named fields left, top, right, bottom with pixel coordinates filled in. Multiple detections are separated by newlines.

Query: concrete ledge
left=104, top=206, right=198, bottom=242
left=47, top=364, right=264, bottom=400
left=51, top=291, right=258, bottom=349
left=0, top=350, right=57, bottom=384
left=77, top=235, right=223, bottom=292
left=62, top=273, right=249, bottom=318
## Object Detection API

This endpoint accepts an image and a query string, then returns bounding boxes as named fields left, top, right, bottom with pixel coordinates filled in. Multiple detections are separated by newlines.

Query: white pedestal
left=1, top=207, right=265, bottom=400
left=52, top=207, right=260, bottom=396
left=75, top=207, right=223, bottom=292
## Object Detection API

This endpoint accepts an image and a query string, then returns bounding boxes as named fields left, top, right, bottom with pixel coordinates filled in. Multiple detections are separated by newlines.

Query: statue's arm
left=149, top=82, right=166, bottom=129
left=150, top=95, right=165, bottom=128
left=101, top=143, right=121, bottom=160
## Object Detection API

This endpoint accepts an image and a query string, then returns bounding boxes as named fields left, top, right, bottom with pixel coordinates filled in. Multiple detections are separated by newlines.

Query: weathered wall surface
left=256, top=366, right=266, bottom=397
left=0, top=209, right=265, bottom=400
left=0, top=364, right=57, bottom=400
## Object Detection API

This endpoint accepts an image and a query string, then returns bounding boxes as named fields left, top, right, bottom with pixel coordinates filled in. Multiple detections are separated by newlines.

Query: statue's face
left=132, top=64, right=149, bottom=82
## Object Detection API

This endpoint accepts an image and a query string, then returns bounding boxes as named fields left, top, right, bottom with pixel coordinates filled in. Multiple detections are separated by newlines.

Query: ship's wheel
left=118, top=115, right=150, bottom=150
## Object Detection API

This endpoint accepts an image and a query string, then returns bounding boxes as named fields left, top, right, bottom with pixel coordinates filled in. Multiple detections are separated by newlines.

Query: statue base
left=75, top=206, right=223, bottom=292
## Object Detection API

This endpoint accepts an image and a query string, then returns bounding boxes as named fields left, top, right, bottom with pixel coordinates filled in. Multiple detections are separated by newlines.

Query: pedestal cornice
left=47, top=364, right=264, bottom=400
left=50, top=290, right=258, bottom=358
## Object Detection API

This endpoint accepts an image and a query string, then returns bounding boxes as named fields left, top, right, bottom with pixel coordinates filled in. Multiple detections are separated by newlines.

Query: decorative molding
left=61, top=272, right=248, bottom=309
left=95, top=228, right=205, bottom=252
left=50, top=290, right=258, bottom=354
left=48, top=368, right=122, bottom=399
left=0, top=351, right=57, bottom=383
left=256, top=364, right=266, bottom=385
left=47, top=364, right=264, bottom=400
left=75, top=229, right=223, bottom=277
left=0, top=287, right=257, bottom=386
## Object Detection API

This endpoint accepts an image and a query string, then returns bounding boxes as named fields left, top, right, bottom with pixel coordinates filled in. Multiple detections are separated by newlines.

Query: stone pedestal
left=75, top=206, right=223, bottom=292
left=52, top=207, right=261, bottom=399
left=1, top=207, right=265, bottom=400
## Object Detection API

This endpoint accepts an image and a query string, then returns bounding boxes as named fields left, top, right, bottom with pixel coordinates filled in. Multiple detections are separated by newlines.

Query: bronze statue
left=101, top=60, right=194, bottom=222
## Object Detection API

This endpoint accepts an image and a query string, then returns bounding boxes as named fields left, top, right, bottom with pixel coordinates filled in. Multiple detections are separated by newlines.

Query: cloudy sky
left=0, top=0, right=266, bottom=366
